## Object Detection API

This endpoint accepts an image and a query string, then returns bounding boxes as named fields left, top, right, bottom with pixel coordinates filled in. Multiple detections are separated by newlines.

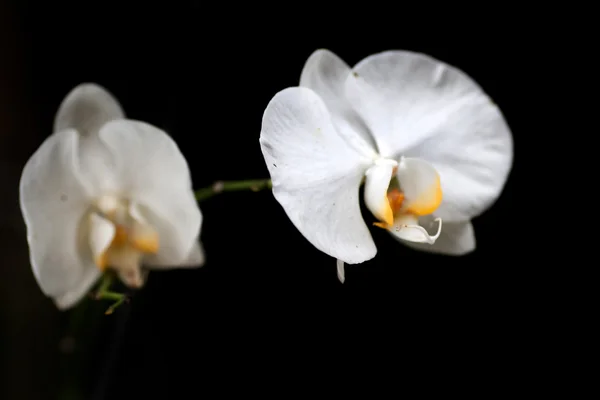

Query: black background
left=1, top=2, right=524, bottom=399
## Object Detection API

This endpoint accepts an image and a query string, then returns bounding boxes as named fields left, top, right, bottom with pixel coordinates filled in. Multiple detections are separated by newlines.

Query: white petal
left=54, top=268, right=102, bottom=310
left=260, top=87, right=376, bottom=264
left=346, top=51, right=513, bottom=221
left=183, top=241, right=205, bottom=266
left=96, top=120, right=202, bottom=265
left=364, top=159, right=397, bottom=226
left=390, top=214, right=442, bottom=244
left=145, top=240, right=205, bottom=269
left=71, top=134, right=120, bottom=196
left=19, top=129, right=100, bottom=307
left=54, top=83, right=124, bottom=136
left=300, top=49, right=377, bottom=158
left=88, top=213, right=116, bottom=267
left=400, top=218, right=475, bottom=255
left=336, top=259, right=345, bottom=283
left=396, top=157, right=442, bottom=216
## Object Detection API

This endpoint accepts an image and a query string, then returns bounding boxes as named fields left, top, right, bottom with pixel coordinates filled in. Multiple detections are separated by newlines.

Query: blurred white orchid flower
left=260, top=49, right=513, bottom=282
left=20, top=83, right=204, bottom=309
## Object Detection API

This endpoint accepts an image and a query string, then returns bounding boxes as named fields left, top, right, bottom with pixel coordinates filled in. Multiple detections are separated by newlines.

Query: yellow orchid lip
left=90, top=196, right=161, bottom=291
left=367, top=156, right=444, bottom=232
left=373, top=176, right=442, bottom=230
left=405, top=174, right=443, bottom=217
left=131, top=231, right=159, bottom=254
left=94, top=224, right=159, bottom=271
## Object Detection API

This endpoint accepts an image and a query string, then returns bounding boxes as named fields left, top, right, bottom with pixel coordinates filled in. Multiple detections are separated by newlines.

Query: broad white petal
left=400, top=218, right=475, bottom=255
left=300, top=49, right=377, bottom=157
left=54, top=83, right=124, bottom=136
left=364, top=159, right=397, bottom=226
left=88, top=213, right=116, bottom=268
left=54, top=268, right=102, bottom=310
left=396, top=157, right=442, bottom=216
left=260, top=87, right=376, bottom=264
left=96, top=120, right=202, bottom=265
left=346, top=51, right=513, bottom=221
left=19, top=129, right=100, bottom=307
left=145, top=240, right=205, bottom=269
left=390, top=214, right=442, bottom=244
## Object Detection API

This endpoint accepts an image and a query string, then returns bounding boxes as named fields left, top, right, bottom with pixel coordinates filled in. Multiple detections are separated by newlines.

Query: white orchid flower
left=260, top=49, right=513, bottom=282
left=20, top=83, right=204, bottom=310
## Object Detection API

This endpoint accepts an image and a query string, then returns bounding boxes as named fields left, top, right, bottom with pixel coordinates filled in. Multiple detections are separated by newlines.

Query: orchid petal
left=145, top=239, right=205, bottom=269
left=300, top=49, right=377, bottom=157
left=19, top=129, right=100, bottom=309
left=346, top=50, right=513, bottom=221
left=54, top=83, right=124, bottom=136
left=95, top=120, right=202, bottom=266
left=260, top=87, right=376, bottom=264
left=54, top=268, right=102, bottom=310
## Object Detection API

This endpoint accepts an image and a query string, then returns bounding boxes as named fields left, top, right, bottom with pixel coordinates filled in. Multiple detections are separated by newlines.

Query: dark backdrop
left=1, top=2, right=522, bottom=399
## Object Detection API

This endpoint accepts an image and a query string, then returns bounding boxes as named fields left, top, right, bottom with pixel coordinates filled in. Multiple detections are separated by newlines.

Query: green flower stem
left=94, top=273, right=127, bottom=314
left=96, top=272, right=113, bottom=294
left=195, top=179, right=272, bottom=202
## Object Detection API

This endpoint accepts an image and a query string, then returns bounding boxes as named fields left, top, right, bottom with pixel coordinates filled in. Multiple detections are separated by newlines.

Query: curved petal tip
left=54, top=83, right=125, bottom=135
